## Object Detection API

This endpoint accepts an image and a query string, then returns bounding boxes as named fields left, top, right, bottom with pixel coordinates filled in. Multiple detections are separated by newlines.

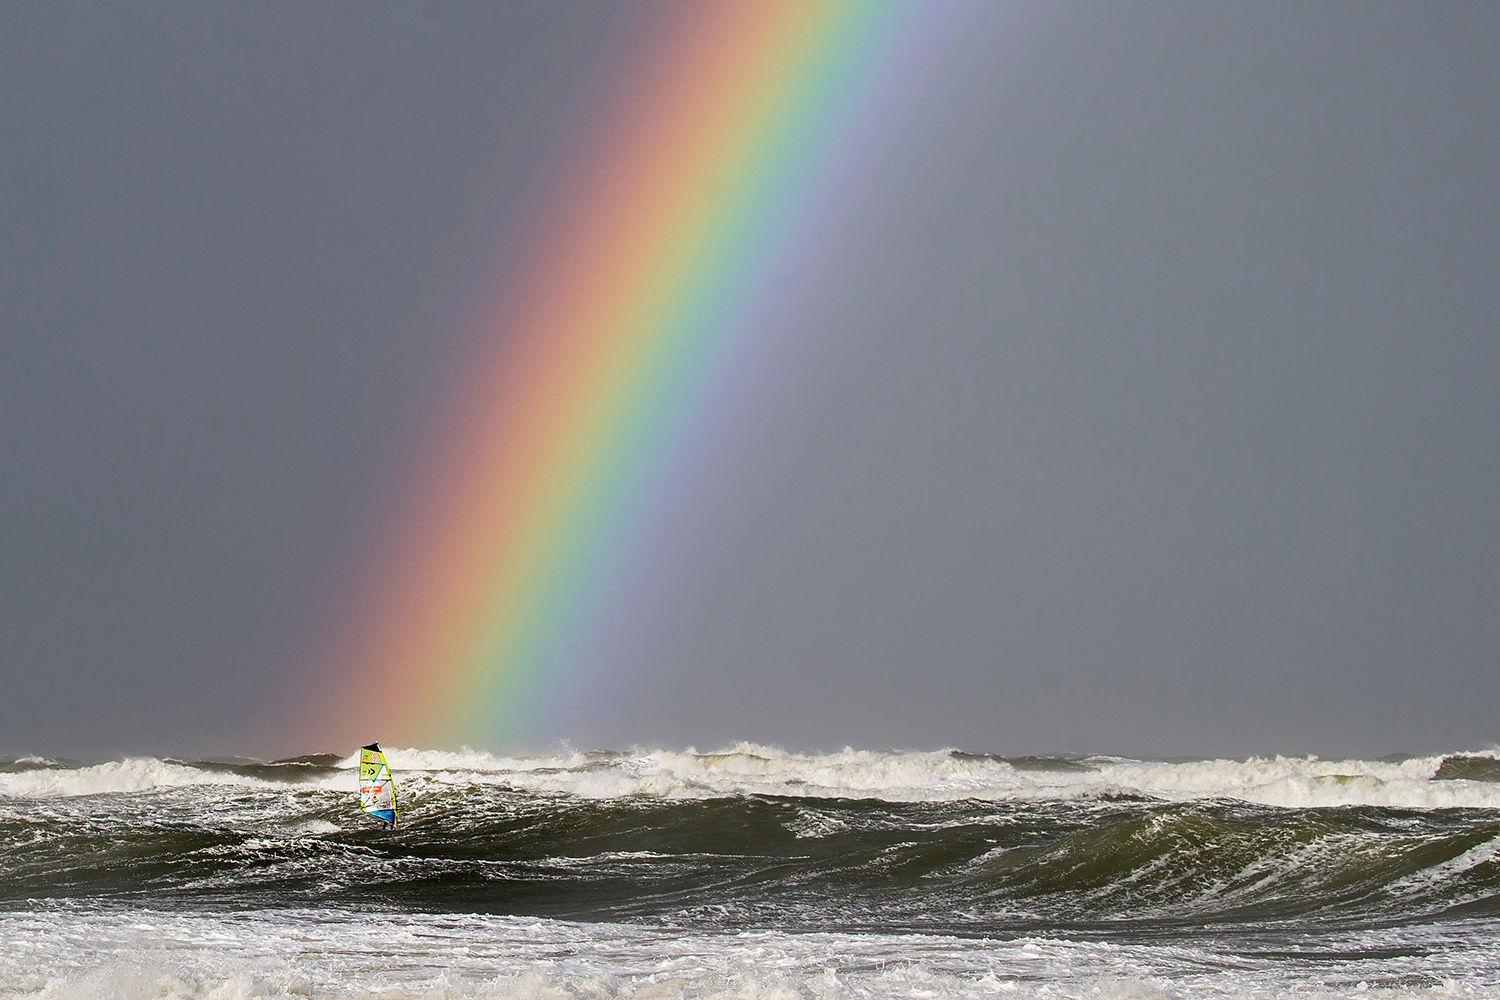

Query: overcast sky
left=3, top=2, right=1497, bottom=760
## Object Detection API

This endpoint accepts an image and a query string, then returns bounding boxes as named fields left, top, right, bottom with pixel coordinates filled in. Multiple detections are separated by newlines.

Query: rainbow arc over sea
left=307, top=0, right=976, bottom=750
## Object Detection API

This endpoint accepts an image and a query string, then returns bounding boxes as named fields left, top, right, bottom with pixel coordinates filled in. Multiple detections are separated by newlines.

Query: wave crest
left=6, top=746, right=1500, bottom=809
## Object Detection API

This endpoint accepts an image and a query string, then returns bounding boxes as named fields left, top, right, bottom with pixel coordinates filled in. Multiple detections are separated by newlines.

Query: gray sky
left=3, top=2, right=1497, bottom=760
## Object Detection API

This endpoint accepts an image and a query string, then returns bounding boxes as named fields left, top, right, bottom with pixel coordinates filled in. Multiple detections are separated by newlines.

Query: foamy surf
left=10, top=745, right=1499, bottom=810
left=4, top=908, right=1500, bottom=1000
left=0, top=758, right=258, bottom=798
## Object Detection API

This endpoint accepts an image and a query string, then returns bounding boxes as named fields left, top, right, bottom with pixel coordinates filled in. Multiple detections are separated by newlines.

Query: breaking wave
left=5, top=744, right=1500, bottom=809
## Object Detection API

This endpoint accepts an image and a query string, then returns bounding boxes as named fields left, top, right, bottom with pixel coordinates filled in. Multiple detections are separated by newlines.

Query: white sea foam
left=0, top=758, right=267, bottom=798
left=379, top=744, right=1500, bottom=810
left=290, top=819, right=342, bottom=835
left=1078, top=753, right=1493, bottom=809
left=3, top=907, right=1498, bottom=1000
left=5, top=745, right=1500, bottom=810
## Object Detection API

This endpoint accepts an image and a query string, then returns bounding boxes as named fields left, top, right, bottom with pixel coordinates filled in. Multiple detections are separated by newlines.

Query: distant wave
left=5, top=744, right=1500, bottom=810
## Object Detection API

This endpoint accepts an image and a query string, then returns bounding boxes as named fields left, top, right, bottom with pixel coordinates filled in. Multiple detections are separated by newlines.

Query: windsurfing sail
left=358, top=743, right=398, bottom=827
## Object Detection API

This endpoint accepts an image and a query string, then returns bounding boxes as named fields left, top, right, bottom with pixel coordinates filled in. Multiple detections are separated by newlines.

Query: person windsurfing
left=358, top=743, right=398, bottom=827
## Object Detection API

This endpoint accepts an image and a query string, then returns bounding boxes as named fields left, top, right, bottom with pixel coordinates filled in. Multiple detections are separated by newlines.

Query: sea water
left=3, top=745, right=1499, bottom=999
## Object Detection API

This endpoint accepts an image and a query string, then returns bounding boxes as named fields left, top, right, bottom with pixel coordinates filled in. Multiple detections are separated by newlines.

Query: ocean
left=3, top=745, right=1499, bottom=999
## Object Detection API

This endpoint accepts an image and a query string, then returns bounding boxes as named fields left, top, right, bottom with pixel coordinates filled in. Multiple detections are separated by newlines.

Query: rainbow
left=310, top=0, right=970, bottom=750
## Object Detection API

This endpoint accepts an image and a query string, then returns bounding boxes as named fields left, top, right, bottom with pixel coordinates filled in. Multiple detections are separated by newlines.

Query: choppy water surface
left=3, top=745, right=1499, bottom=998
